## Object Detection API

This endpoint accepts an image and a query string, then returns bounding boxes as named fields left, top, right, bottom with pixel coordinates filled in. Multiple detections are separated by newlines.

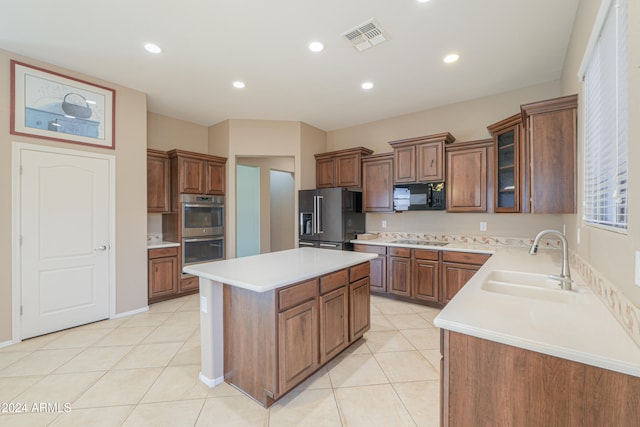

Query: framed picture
left=10, top=60, right=116, bottom=149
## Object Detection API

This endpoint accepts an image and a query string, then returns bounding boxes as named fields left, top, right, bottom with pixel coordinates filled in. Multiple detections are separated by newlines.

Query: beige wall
left=0, top=49, right=148, bottom=342
left=147, top=112, right=208, bottom=153
left=300, top=122, right=327, bottom=189
left=327, top=81, right=562, bottom=154
left=560, top=0, right=640, bottom=307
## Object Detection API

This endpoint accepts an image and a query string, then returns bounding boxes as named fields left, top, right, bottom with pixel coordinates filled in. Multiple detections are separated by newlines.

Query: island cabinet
left=223, top=262, right=371, bottom=407
left=315, top=147, right=374, bottom=188
left=353, top=244, right=387, bottom=293
left=148, top=247, right=178, bottom=302
left=445, top=139, right=493, bottom=212
left=362, top=153, right=394, bottom=213
left=441, top=330, right=640, bottom=427
left=147, top=149, right=171, bottom=213
left=441, top=251, right=491, bottom=303
left=388, top=132, right=456, bottom=184
left=167, top=149, right=227, bottom=196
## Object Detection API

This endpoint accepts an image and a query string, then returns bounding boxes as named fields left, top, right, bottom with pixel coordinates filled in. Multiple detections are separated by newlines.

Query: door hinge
left=20, top=165, right=23, bottom=175
left=20, top=235, right=23, bottom=246
left=20, top=306, right=23, bottom=316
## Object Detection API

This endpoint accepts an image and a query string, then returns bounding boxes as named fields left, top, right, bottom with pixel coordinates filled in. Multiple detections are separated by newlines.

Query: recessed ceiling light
left=417, top=0, right=431, bottom=3
left=233, top=81, right=246, bottom=89
left=144, top=43, right=162, bottom=54
left=309, top=41, right=324, bottom=52
left=361, top=81, right=374, bottom=90
left=444, top=53, right=460, bottom=64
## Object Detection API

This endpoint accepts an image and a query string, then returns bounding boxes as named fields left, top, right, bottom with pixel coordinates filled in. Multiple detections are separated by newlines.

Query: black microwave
left=393, top=183, right=445, bottom=211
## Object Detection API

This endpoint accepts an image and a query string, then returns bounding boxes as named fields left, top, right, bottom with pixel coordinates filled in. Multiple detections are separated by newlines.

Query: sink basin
left=481, top=270, right=581, bottom=304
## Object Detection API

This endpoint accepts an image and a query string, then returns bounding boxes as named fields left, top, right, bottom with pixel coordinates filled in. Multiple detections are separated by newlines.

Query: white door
left=20, top=149, right=111, bottom=339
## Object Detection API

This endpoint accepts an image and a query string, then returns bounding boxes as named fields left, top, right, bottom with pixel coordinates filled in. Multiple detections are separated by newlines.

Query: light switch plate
left=200, top=296, right=208, bottom=313
left=480, top=222, right=487, bottom=231
left=381, top=220, right=387, bottom=228
left=635, top=251, right=640, bottom=286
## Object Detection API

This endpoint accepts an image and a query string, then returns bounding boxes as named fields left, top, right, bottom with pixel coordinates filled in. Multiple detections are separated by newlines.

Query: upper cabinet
left=388, top=132, right=455, bottom=184
left=521, top=95, right=578, bottom=214
left=362, top=153, right=394, bottom=213
left=446, top=139, right=493, bottom=213
left=487, top=114, right=523, bottom=213
left=167, top=149, right=227, bottom=196
left=487, top=94, right=578, bottom=214
left=147, top=149, right=171, bottom=213
left=315, top=147, right=373, bottom=188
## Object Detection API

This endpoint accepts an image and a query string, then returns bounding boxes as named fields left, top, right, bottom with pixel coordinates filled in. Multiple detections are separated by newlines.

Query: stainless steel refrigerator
left=298, top=188, right=365, bottom=250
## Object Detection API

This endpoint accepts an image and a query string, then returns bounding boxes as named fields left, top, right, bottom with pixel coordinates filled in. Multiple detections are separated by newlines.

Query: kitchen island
left=183, top=247, right=377, bottom=407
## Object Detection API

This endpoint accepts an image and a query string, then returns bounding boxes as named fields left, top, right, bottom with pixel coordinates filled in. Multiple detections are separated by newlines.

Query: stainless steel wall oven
left=181, top=194, right=224, bottom=266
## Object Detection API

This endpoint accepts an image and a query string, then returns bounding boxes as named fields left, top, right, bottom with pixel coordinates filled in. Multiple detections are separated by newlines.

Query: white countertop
left=147, top=241, right=180, bottom=249
left=434, top=246, right=640, bottom=377
left=183, top=247, right=377, bottom=293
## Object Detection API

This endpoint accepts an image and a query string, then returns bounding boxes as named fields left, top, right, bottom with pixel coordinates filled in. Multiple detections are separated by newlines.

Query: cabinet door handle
left=94, top=245, right=108, bottom=251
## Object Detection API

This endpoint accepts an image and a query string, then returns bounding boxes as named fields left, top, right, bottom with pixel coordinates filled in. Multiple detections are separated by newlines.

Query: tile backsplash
left=371, top=231, right=562, bottom=249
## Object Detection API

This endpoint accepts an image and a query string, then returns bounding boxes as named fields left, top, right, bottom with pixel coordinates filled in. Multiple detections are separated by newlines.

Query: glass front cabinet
left=487, top=114, right=522, bottom=213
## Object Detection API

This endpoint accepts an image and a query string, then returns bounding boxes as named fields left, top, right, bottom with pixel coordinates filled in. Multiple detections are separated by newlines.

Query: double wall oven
left=182, top=194, right=224, bottom=267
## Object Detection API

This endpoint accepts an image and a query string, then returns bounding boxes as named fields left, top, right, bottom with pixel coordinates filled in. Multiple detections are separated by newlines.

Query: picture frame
left=10, top=60, right=116, bottom=149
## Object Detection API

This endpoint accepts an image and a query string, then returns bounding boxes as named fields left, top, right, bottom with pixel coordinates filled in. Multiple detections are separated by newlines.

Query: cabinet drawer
left=148, top=246, right=178, bottom=259
left=389, top=247, right=411, bottom=257
left=350, top=262, right=370, bottom=283
left=180, top=276, right=199, bottom=292
left=278, top=279, right=318, bottom=312
left=413, top=249, right=439, bottom=261
left=353, top=244, right=387, bottom=255
left=442, top=251, right=491, bottom=265
left=320, top=269, right=348, bottom=295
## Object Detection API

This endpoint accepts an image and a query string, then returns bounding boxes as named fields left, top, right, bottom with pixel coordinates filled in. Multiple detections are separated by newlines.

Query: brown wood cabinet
left=148, top=246, right=178, bottom=302
left=446, top=139, right=493, bottom=212
left=388, top=247, right=412, bottom=297
left=388, top=132, right=455, bottom=184
left=521, top=94, right=578, bottom=213
left=224, top=262, right=371, bottom=407
left=168, top=149, right=227, bottom=196
left=362, top=153, right=394, bottom=212
left=353, top=244, right=387, bottom=293
left=441, top=251, right=491, bottom=303
left=315, top=147, right=373, bottom=188
left=147, top=149, right=171, bottom=213
left=487, top=114, right=523, bottom=213
left=412, top=249, right=440, bottom=303
left=441, top=330, right=640, bottom=427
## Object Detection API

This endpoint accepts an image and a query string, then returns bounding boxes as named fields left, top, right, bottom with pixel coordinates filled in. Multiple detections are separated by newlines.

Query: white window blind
left=582, top=0, right=628, bottom=231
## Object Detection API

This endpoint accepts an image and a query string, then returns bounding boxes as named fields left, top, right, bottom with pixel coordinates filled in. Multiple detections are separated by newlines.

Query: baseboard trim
left=0, top=340, right=17, bottom=349
left=112, top=306, right=149, bottom=319
left=199, top=372, right=224, bottom=388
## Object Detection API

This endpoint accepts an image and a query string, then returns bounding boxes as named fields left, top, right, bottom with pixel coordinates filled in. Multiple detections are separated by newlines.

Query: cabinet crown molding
left=314, top=146, right=373, bottom=160
left=445, top=138, right=493, bottom=152
left=388, top=132, right=456, bottom=148
left=520, top=94, right=578, bottom=121
left=166, top=149, right=228, bottom=164
left=487, top=114, right=522, bottom=135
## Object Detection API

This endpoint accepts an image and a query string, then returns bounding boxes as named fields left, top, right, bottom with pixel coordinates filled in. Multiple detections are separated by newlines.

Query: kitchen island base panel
left=198, top=278, right=224, bottom=387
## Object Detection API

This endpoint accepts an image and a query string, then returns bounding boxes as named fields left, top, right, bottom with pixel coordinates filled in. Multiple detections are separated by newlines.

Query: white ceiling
left=0, top=0, right=579, bottom=131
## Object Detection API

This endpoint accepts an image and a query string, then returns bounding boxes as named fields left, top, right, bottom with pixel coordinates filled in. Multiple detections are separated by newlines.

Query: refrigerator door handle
left=312, top=196, right=317, bottom=234
left=316, top=195, right=324, bottom=234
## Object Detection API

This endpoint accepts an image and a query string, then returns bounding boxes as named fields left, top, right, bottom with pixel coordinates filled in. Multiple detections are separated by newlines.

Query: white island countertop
left=183, top=247, right=377, bottom=292
left=434, top=247, right=640, bottom=377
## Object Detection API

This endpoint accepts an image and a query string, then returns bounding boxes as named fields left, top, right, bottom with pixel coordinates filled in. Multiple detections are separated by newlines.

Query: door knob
left=94, top=245, right=108, bottom=251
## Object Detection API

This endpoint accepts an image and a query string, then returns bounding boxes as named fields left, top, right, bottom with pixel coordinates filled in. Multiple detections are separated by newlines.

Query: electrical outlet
left=200, top=296, right=208, bottom=313
left=480, top=221, right=487, bottom=232
left=635, top=251, right=640, bottom=286
left=381, top=220, right=387, bottom=229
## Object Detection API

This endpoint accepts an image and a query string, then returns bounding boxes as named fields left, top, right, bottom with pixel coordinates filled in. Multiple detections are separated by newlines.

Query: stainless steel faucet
left=529, top=229, right=573, bottom=290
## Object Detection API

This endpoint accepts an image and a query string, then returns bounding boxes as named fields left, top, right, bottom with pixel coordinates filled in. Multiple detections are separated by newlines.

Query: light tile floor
left=0, top=294, right=441, bottom=427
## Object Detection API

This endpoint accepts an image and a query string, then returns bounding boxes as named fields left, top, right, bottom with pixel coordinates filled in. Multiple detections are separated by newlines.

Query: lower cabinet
left=441, top=251, right=491, bottom=303
left=224, top=262, right=371, bottom=407
left=356, top=244, right=490, bottom=307
left=353, top=244, right=387, bottom=293
left=148, top=247, right=178, bottom=302
left=441, top=330, right=640, bottom=427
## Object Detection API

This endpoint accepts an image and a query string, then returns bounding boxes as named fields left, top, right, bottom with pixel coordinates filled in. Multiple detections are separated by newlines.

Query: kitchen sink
left=481, top=270, right=582, bottom=304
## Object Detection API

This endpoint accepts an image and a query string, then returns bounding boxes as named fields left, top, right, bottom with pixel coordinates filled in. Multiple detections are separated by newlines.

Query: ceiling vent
left=341, top=19, right=389, bottom=52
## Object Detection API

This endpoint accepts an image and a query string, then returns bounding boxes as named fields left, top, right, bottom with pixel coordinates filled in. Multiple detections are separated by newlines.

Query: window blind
left=583, top=0, right=628, bottom=231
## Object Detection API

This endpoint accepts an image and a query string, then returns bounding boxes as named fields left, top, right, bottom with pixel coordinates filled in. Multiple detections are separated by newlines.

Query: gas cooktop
left=391, top=239, right=449, bottom=247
